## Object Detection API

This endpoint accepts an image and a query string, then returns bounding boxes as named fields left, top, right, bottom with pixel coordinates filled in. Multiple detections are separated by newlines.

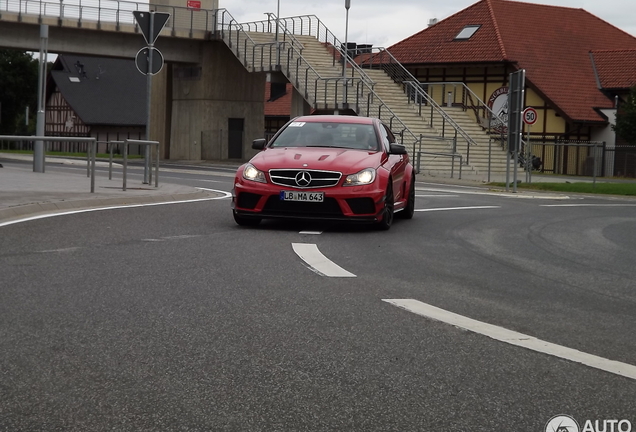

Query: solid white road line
left=292, top=243, right=356, bottom=278
left=0, top=191, right=231, bottom=228
left=541, top=204, right=636, bottom=207
left=299, top=231, right=323, bottom=235
left=383, top=299, right=636, bottom=381
left=415, top=194, right=460, bottom=198
left=414, top=206, right=500, bottom=212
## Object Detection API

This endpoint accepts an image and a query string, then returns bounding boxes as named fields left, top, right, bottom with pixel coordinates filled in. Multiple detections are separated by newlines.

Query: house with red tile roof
left=386, top=0, right=636, bottom=145
left=264, top=82, right=293, bottom=138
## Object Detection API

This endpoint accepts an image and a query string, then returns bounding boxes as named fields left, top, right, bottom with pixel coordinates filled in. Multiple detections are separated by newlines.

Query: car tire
left=398, top=175, right=415, bottom=219
left=233, top=211, right=261, bottom=226
left=376, top=183, right=394, bottom=231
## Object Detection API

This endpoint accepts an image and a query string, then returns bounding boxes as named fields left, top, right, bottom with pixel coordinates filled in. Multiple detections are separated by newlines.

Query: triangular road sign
left=133, top=11, right=170, bottom=46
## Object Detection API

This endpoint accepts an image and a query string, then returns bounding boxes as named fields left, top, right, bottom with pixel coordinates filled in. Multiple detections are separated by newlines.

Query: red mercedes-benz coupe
left=231, top=115, right=416, bottom=230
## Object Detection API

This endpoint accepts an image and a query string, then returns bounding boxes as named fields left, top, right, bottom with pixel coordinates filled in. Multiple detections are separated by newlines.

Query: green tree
left=0, top=50, right=39, bottom=135
left=613, top=86, right=636, bottom=145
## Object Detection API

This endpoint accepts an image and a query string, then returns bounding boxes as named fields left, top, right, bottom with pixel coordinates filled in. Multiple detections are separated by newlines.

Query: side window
left=380, top=124, right=395, bottom=151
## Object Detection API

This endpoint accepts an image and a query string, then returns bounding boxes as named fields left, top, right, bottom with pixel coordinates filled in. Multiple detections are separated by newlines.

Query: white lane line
left=0, top=191, right=231, bottom=228
left=292, top=243, right=356, bottom=278
left=415, top=194, right=460, bottom=198
left=541, top=204, right=636, bottom=207
left=414, top=206, right=500, bottom=212
left=383, top=299, right=636, bottom=381
left=299, top=231, right=323, bottom=235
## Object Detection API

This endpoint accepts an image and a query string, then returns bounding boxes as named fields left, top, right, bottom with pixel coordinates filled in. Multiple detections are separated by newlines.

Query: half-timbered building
left=46, top=54, right=147, bottom=154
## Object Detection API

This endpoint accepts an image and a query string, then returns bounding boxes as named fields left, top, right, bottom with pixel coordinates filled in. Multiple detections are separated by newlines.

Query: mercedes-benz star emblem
left=295, top=171, right=312, bottom=187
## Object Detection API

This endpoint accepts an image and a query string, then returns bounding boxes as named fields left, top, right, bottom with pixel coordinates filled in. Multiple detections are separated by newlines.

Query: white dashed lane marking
left=383, top=299, right=636, bottom=381
left=292, top=243, right=356, bottom=278
left=415, top=206, right=500, bottom=212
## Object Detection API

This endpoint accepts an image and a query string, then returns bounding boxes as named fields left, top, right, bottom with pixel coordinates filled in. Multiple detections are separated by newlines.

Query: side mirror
left=252, top=138, right=267, bottom=150
left=389, top=143, right=407, bottom=155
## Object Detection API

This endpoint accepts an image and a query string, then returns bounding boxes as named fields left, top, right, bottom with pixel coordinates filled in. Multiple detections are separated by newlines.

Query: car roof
left=292, top=115, right=376, bottom=125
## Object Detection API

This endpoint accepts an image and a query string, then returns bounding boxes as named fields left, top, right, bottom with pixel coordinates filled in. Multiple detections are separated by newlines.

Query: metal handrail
left=231, top=14, right=429, bottom=157
left=420, top=81, right=508, bottom=150
left=359, top=48, right=477, bottom=149
left=0, top=135, right=97, bottom=192
left=421, top=81, right=506, bottom=127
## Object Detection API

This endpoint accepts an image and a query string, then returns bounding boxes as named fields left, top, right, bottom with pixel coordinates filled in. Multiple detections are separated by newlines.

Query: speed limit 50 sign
left=523, top=107, right=538, bottom=125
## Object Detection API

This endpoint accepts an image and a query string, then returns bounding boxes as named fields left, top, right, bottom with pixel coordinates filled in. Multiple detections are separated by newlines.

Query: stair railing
left=359, top=48, right=477, bottom=150
left=216, top=9, right=277, bottom=70
left=231, top=12, right=473, bottom=171
left=420, top=81, right=507, bottom=150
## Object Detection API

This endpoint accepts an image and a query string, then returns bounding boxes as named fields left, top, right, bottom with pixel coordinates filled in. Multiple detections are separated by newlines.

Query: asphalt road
left=1, top=163, right=635, bottom=431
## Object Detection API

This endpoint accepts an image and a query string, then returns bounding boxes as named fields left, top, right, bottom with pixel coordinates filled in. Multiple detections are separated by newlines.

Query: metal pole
left=342, top=0, right=350, bottom=108
left=109, top=141, right=113, bottom=180
left=90, top=139, right=96, bottom=193
left=143, top=13, right=154, bottom=184
left=34, top=24, right=48, bottom=173
left=275, top=0, right=280, bottom=66
left=505, top=149, right=510, bottom=192
left=513, top=149, right=518, bottom=193
left=123, top=139, right=128, bottom=191
left=527, top=125, right=532, bottom=184
left=155, top=143, right=159, bottom=187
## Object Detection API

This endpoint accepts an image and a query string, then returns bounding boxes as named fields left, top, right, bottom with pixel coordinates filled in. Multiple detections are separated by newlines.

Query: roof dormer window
left=454, top=25, right=481, bottom=40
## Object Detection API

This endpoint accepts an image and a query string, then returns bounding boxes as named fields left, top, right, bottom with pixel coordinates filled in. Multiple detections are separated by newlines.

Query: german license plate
left=280, top=191, right=324, bottom=202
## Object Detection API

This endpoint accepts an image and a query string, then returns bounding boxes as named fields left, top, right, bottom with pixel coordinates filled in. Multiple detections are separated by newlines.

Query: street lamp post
left=342, top=0, right=350, bottom=109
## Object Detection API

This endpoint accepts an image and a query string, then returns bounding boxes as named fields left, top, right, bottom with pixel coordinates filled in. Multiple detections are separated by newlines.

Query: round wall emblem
left=488, top=86, right=509, bottom=133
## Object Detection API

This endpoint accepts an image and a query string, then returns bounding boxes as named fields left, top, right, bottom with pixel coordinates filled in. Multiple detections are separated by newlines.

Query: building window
left=454, top=25, right=481, bottom=40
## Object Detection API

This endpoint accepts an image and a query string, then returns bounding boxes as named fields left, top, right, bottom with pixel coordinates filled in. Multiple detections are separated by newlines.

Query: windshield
left=270, top=121, right=380, bottom=151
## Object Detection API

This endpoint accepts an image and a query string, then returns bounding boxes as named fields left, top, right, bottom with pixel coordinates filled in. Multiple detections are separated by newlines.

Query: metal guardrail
left=0, top=0, right=215, bottom=36
left=0, top=135, right=97, bottom=192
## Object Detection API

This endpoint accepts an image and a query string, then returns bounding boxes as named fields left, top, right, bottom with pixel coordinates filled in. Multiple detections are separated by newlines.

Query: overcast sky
left=225, top=0, right=636, bottom=48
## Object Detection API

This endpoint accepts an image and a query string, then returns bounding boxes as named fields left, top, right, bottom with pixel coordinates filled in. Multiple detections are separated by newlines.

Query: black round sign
left=135, top=47, right=164, bottom=75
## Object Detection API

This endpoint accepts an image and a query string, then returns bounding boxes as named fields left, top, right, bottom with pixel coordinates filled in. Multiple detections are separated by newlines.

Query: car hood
left=250, top=148, right=382, bottom=173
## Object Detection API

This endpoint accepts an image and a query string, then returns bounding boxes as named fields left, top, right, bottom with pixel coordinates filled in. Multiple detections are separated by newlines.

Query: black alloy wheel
left=376, top=182, right=394, bottom=230
left=398, top=175, right=415, bottom=219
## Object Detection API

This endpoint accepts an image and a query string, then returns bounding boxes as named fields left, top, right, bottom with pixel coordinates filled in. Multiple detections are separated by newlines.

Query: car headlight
left=344, top=168, right=376, bottom=186
left=242, top=163, right=266, bottom=183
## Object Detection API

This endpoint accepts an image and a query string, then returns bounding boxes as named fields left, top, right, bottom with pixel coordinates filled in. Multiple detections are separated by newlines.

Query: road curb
left=0, top=190, right=224, bottom=225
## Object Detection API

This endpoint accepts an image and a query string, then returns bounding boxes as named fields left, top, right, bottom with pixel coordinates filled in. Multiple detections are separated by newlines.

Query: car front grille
left=269, top=169, right=342, bottom=189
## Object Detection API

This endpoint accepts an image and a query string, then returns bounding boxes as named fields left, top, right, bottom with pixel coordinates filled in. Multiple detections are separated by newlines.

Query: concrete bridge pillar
left=168, top=42, right=265, bottom=161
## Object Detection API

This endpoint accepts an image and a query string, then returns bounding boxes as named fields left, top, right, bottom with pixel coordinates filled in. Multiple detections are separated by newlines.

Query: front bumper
left=232, top=179, right=386, bottom=222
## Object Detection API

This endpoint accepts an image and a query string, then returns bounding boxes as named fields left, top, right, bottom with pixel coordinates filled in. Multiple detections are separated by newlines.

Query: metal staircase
left=215, top=10, right=512, bottom=177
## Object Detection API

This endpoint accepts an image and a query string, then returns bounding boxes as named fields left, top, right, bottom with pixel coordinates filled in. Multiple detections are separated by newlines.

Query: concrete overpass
left=0, top=0, right=269, bottom=161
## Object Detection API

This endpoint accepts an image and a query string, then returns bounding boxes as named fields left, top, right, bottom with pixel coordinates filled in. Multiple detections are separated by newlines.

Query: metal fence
left=521, top=139, right=636, bottom=179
